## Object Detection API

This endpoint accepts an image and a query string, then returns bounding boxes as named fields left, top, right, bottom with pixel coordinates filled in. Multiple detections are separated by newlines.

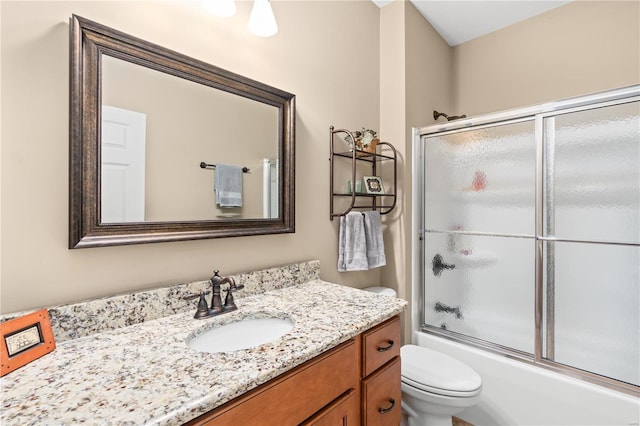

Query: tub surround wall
left=0, top=260, right=319, bottom=343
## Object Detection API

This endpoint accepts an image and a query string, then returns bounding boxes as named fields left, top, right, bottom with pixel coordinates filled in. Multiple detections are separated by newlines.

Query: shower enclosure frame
left=413, top=85, right=640, bottom=396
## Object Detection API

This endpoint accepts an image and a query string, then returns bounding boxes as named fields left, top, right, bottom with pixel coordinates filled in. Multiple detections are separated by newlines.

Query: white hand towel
left=338, top=211, right=369, bottom=272
left=214, top=164, right=243, bottom=208
left=363, top=211, right=386, bottom=269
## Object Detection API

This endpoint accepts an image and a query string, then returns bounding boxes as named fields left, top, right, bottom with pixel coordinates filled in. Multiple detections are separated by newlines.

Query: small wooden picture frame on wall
left=0, top=309, right=56, bottom=377
left=363, top=176, right=385, bottom=194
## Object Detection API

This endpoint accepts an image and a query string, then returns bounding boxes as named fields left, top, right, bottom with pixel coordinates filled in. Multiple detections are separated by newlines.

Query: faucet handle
left=228, top=280, right=244, bottom=291
left=223, top=288, right=240, bottom=312
left=184, top=291, right=211, bottom=319
left=222, top=280, right=244, bottom=311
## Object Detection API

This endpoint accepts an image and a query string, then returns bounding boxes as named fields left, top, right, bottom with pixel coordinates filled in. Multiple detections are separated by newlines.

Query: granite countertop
left=0, top=279, right=407, bottom=425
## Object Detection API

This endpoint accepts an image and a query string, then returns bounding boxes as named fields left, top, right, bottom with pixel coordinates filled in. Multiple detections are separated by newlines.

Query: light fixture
left=202, top=0, right=237, bottom=18
left=248, top=0, right=278, bottom=37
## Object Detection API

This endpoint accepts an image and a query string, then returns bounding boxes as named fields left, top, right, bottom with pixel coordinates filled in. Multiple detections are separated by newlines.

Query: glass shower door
left=422, top=119, right=537, bottom=354
left=418, top=86, right=640, bottom=392
left=542, top=100, right=640, bottom=386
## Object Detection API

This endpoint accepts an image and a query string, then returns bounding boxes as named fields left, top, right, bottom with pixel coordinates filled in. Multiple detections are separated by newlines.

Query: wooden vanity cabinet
left=184, top=316, right=401, bottom=426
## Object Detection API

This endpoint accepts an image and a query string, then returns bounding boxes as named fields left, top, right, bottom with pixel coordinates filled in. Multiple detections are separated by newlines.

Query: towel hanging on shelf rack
left=338, top=211, right=368, bottom=272
left=338, top=211, right=386, bottom=272
left=363, top=211, right=386, bottom=269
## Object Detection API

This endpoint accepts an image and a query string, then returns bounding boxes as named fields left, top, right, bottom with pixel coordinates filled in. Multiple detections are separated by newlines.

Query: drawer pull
left=377, top=340, right=394, bottom=352
left=378, top=398, right=396, bottom=414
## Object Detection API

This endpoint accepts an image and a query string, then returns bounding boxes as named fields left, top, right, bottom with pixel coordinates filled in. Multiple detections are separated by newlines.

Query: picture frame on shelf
left=0, top=309, right=56, bottom=377
left=363, top=176, right=384, bottom=194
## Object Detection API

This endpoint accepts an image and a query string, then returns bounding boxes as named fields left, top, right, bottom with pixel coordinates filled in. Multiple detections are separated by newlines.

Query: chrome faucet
left=184, top=270, right=244, bottom=319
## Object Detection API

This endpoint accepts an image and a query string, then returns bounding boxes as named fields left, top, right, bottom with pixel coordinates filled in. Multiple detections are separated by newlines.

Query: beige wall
left=0, top=0, right=382, bottom=313
left=2, top=0, right=638, bottom=323
left=452, top=1, right=640, bottom=116
left=380, top=1, right=452, bottom=343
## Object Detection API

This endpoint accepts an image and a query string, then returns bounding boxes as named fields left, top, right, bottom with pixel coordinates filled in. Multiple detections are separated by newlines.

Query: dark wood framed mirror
left=69, top=15, right=295, bottom=248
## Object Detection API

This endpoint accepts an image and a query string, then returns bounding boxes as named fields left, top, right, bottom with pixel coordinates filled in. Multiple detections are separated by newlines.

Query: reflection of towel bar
left=200, top=162, right=250, bottom=173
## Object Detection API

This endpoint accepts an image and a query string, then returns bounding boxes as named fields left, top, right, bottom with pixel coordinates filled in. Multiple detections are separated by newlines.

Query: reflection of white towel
left=338, top=211, right=368, bottom=272
left=363, top=211, right=386, bottom=269
left=214, top=164, right=243, bottom=208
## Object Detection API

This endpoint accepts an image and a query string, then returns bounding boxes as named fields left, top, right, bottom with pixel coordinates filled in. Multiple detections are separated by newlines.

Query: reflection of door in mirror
left=101, top=106, right=147, bottom=223
left=263, top=158, right=279, bottom=218
left=101, top=54, right=279, bottom=223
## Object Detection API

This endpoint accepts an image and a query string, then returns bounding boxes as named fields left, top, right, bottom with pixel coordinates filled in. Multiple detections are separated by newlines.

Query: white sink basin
left=187, top=317, right=294, bottom=353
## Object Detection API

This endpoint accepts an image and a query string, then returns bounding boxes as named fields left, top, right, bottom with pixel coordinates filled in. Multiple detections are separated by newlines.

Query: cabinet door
left=361, top=357, right=401, bottom=426
left=301, top=389, right=359, bottom=426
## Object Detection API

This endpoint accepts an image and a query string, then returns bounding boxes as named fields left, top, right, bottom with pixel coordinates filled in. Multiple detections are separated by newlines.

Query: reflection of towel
left=363, top=211, right=386, bottom=269
left=214, top=164, right=243, bottom=207
left=338, top=211, right=368, bottom=272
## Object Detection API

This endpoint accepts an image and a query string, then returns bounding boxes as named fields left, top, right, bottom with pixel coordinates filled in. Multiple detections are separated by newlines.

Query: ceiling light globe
left=248, top=0, right=278, bottom=37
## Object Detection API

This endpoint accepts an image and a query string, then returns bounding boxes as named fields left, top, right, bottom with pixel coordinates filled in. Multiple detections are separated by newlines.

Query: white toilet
left=362, top=287, right=482, bottom=426
left=401, top=344, right=481, bottom=426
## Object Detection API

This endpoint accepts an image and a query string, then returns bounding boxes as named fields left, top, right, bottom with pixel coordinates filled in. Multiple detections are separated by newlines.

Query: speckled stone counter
left=1, top=260, right=321, bottom=343
left=0, top=279, right=407, bottom=425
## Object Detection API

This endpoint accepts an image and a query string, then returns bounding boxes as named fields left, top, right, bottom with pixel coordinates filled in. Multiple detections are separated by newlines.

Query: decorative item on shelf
left=363, top=176, right=384, bottom=194
left=347, top=179, right=363, bottom=194
left=344, top=128, right=380, bottom=155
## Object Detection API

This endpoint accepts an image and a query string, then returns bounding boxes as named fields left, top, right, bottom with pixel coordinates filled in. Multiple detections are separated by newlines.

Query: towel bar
left=200, top=162, right=250, bottom=173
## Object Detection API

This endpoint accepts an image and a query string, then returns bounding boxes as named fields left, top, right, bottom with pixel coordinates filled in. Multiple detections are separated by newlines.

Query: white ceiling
left=373, top=0, right=572, bottom=46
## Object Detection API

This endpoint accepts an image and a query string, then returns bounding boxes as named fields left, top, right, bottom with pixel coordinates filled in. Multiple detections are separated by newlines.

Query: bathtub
left=412, top=330, right=640, bottom=426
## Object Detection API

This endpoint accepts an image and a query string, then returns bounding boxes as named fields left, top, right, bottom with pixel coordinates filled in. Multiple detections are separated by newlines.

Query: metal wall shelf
left=329, top=126, right=397, bottom=220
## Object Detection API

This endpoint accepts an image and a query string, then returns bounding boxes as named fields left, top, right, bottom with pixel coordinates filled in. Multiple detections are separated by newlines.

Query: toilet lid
left=401, top=345, right=482, bottom=396
left=362, top=286, right=397, bottom=297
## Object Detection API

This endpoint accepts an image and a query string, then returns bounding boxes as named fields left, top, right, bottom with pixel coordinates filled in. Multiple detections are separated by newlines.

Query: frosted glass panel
left=544, top=101, right=640, bottom=244
left=543, top=241, right=640, bottom=386
left=423, top=120, right=536, bottom=235
left=424, top=232, right=535, bottom=354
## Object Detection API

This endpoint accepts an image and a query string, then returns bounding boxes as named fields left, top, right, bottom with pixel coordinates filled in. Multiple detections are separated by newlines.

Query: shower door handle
left=432, top=254, right=455, bottom=276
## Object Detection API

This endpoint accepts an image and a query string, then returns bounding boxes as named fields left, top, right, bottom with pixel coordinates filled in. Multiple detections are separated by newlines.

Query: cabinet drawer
left=362, top=316, right=400, bottom=377
left=361, top=356, right=401, bottom=426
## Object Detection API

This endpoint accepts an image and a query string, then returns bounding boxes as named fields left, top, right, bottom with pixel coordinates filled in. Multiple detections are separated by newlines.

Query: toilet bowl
left=362, top=287, right=482, bottom=426
left=401, top=345, right=481, bottom=426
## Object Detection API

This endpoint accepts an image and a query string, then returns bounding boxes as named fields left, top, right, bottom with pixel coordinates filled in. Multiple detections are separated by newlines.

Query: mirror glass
left=101, top=55, right=279, bottom=222
left=69, top=15, right=295, bottom=248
